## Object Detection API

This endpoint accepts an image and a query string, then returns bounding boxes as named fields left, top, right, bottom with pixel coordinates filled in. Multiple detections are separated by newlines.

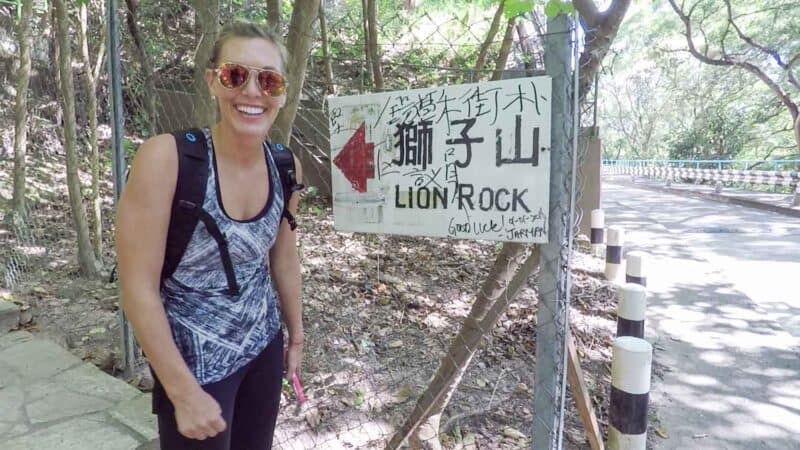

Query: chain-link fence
left=1, top=0, right=122, bottom=367
left=112, top=3, right=586, bottom=448
left=1, top=1, right=595, bottom=448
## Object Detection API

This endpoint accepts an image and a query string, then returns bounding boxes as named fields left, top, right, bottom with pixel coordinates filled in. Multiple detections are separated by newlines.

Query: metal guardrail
left=603, top=161, right=800, bottom=207
left=603, top=159, right=800, bottom=171
left=604, top=165, right=800, bottom=188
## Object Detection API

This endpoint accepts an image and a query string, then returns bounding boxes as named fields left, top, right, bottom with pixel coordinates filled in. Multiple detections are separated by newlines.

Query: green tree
left=11, top=0, right=33, bottom=220
left=668, top=0, right=800, bottom=152
left=473, top=0, right=505, bottom=79
left=125, top=0, right=158, bottom=135
left=193, top=0, right=219, bottom=127
left=364, top=0, right=383, bottom=90
left=267, top=0, right=280, bottom=29
left=598, top=1, right=798, bottom=162
left=53, top=0, right=101, bottom=276
left=271, top=0, right=321, bottom=143
left=78, top=0, right=106, bottom=259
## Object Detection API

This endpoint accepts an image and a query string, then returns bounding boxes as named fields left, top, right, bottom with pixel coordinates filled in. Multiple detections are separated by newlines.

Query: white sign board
left=328, top=76, right=551, bottom=243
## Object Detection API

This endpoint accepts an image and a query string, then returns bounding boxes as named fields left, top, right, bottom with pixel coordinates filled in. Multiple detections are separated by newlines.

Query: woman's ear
left=205, top=68, right=216, bottom=95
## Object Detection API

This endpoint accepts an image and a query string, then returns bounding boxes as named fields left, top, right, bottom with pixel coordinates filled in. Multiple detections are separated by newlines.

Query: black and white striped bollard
left=608, top=336, right=652, bottom=450
left=616, top=283, right=647, bottom=339
left=591, top=209, right=605, bottom=258
left=625, top=251, right=647, bottom=287
left=605, top=226, right=625, bottom=283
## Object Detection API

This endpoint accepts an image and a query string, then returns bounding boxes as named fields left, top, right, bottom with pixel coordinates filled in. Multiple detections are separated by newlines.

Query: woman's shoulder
left=136, top=133, right=178, bottom=161
left=127, top=134, right=180, bottom=190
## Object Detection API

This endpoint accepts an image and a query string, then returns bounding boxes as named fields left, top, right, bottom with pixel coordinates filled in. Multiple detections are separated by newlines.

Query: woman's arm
left=116, top=134, right=225, bottom=439
left=270, top=155, right=304, bottom=377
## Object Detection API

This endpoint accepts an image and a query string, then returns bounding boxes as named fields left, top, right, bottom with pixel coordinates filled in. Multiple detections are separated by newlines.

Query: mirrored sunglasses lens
left=219, top=64, right=249, bottom=89
left=258, top=71, right=286, bottom=96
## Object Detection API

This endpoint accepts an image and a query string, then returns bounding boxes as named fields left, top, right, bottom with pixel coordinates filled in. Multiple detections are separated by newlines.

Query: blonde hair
left=209, top=20, right=288, bottom=72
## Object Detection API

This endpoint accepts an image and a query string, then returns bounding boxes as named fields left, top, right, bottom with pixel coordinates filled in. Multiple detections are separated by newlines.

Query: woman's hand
left=284, top=339, right=303, bottom=382
left=172, top=386, right=227, bottom=440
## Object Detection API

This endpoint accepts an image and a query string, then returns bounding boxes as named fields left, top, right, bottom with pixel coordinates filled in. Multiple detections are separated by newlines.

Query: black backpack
left=111, top=128, right=304, bottom=294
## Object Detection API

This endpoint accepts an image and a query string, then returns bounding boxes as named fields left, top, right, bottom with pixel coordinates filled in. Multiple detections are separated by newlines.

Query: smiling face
left=206, top=37, right=286, bottom=139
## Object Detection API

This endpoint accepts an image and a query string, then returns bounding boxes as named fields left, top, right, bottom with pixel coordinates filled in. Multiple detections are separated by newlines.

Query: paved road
left=602, top=179, right=800, bottom=450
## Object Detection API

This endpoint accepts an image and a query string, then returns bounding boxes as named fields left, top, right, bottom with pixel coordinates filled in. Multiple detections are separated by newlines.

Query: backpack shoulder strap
left=161, top=128, right=209, bottom=281
left=267, top=142, right=305, bottom=231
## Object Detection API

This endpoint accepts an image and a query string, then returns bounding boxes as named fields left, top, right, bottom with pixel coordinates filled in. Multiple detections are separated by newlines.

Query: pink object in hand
left=292, top=372, right=306, bottom=405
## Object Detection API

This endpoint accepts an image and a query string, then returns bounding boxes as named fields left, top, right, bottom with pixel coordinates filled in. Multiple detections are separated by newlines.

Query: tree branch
left=733, top=4, right=796, bottom=19
left=573, top=0, right=600, bottom=28
left=657, top=46, right=691, bottom=55
left=786, top=53, right=800, bottom=91
left=576, top=0, right=632, bottom=100
left=768, top=126, right=793, bottom=136
left=724, top=0, right=777, bottom=61
left=669, top=0, right=800, bottom=151
left=719, top=17, right=730, bottom=58
left=604, top=0, right=632, bottom=28
left=724, top=0, right=800, bottom=92
left=93, top=40, right=106, bottom=82
left=735, top=60, right=798, bottom=119
left=667, top=0, right=732, bottom=67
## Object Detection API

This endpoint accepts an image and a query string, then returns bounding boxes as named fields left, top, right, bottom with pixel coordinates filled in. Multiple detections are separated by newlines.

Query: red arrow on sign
left=333, top=122, right=375, bottom=193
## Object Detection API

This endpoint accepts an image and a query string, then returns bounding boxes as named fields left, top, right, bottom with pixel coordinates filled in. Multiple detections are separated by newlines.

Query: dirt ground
left=1, top=104, right=627, bottom=449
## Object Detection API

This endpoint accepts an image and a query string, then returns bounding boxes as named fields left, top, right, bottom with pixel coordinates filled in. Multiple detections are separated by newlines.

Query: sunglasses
left=214, top=62, right=287, bottom=97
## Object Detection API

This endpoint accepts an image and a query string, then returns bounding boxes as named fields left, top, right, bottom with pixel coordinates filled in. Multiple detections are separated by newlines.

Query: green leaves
left=544, top=0, right=574, bottom=19
left=503, top=0, right=574, bottom=20
left=503, top=0, right=535, bottom=20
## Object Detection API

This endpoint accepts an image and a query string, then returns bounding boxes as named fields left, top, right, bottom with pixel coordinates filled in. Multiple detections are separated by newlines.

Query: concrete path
left=602, top=179, right=800, bottom=450
left=0, top=330, right=157, bottom=450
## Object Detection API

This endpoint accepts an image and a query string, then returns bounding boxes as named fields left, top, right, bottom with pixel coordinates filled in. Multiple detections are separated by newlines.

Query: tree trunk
left=516, top=22, right=536, bottom=74
left=78, top=3, right=103, bottom=261
left=53, top=0, right=100, bottom=277
left=491, top=16, right=515, bottom=81
left=389, top=244, right=541, bottom=449
left=474, top=0, right=504, bottom=80
left=267, top=0, right=281, bottom=30
left=193, top=0, right=219, bottom=127
left=366, top=0, right=383, bottom=90
left=361, top=0, right=372, bottom=88
left=794, top=113, right=800, bottom=151
left=11, top=0, right=34, bottom=219
left=271, top=0, right=320, bottom=144
left=576, top=0, right=632, bottom=100
left=124, top=0, right=158, bottom=135
left=318, top=1, right=335, bottom=95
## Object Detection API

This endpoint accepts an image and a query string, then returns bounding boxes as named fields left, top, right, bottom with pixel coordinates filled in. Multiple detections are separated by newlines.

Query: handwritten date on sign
left=448, top=212, right=547, bottom=241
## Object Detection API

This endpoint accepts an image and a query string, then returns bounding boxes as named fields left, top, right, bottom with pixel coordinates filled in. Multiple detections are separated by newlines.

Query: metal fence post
left=533, top=13, right=574, bottom=449
left=107, top=0, right=135, bottom=380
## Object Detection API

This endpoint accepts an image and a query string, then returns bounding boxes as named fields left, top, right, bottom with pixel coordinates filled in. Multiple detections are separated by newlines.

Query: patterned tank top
left=160, top=128, right=283, bottom=385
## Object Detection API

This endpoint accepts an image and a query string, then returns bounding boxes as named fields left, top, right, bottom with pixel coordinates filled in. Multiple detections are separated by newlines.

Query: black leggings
left=152, top=332, right=284, bottom=450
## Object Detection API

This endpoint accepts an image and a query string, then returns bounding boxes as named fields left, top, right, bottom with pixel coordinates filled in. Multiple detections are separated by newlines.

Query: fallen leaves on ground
left=1, top=137, right=622, bottom=448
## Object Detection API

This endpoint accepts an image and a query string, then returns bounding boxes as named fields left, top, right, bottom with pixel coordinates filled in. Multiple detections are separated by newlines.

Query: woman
left=116, top=21, right=303, bottom=450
